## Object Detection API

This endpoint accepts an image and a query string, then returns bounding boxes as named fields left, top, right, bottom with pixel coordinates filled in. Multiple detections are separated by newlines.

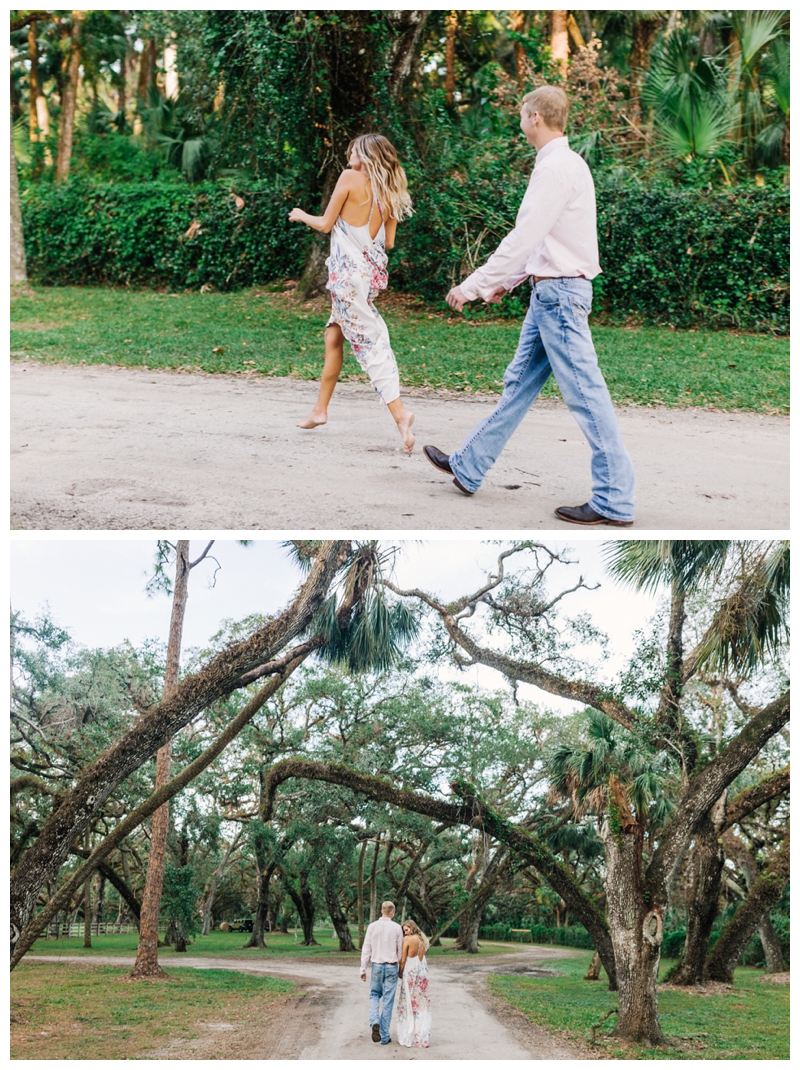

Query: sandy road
left=11, top=362, right=788, bottom=530
left=27, top=947, right=587, bottom=1060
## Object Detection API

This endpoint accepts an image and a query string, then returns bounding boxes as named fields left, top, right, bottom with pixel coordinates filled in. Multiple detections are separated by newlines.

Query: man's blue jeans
left=450, top=278, right=635, bottom=521
left=369, top=963, right=399, bottom=1044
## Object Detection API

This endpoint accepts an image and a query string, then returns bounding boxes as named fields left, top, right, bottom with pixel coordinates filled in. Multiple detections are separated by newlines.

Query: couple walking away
left=360, top=901, right=431, bottom=1048
left=289, top=85, right=635, bottom=526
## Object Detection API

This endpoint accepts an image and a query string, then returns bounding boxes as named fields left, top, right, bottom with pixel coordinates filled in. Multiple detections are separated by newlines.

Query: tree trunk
left=201, top=834, right=239, bottom=937
left=28, top=21, right=40, bottom=143
left=368, top=836, right=381, bottom=923
left=550, top=11, right=569, bottom=78
left=244, top=859, right=276, bottom=949
left=628, top=16, right=662, bottom=120
left=454, top=846, right=507, bottom=953
left=706, top=832, right=790, bottom=984
left=356, top=839, right=367, bottom=948
left=55, top=11, right=86, bottom=182
left=10, top=118, right=27, bottom=284
left=602, top=784, right=667, bottom=1046
left=137, top=38, right=157, bottom=100
left=82, top=875, right=92, bottom=946
left=296, top=11, right=428, bottom=298
left=91, top=872, right=106, bottom=932
left=130, top=541, right=192, bottom=979
left=10, top=541, right=347, bottom=963
left=444, top=11, right=457, bottom=106
left=584, top=951, right=602, bottom=980
left=757, top=915, right=785, bottom=974
left=666, top=812, right=725, bottom=986
left=285, top=875, right=318, bottom=946
left=509, top=11, right=527, bottom=89
left=324, top=878, right=355, bottom=952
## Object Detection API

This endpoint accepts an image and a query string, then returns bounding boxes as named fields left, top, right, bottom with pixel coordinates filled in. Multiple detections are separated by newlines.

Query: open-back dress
left=325, top=195, right=400, bottom=405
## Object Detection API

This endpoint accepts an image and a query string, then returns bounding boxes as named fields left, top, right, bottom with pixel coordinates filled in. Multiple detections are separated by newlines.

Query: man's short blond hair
left=522, top=86, right=569, bottom=132
left=381, top=901, right=396, bottom=916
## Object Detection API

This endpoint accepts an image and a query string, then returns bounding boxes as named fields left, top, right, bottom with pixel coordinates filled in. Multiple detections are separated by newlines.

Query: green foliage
left=21, top=176, right=789, bottom=333
left=480, top=923, right=595, bottom=949
left=162, top=863, right=203, bottom=946
left=20, top=180, right=307, bottom=290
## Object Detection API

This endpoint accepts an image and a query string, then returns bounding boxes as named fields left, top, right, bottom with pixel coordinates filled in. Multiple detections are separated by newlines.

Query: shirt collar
left=536, top=136, right=569, bottom=163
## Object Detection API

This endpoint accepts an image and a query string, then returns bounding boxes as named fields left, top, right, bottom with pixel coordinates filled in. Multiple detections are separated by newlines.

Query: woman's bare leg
left=387, top=397, right=416, bottom=454
left=296, top=324, right=344, bottom=428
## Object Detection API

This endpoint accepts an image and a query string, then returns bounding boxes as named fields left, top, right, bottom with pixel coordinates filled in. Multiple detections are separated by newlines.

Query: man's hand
left=360, top=972, right=366, bottom=982
left=446, top=285, right=470, bottom=312
left=487, top=284, right=508, bottom=304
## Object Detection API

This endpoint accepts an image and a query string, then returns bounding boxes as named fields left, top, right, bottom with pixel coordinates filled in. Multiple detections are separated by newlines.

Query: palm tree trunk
left=10, top=120, right=27, bottom=284
left=445, top=11, right=458, bottom=105
left=509, top=11, right=527, bottom=89
left=28, top=21, right=40, bottom=143
left=130, top=542, right=192, bottom=979
left=550, top=11, right=569, bottom=78
left=55, top=10, right=86, bottom=182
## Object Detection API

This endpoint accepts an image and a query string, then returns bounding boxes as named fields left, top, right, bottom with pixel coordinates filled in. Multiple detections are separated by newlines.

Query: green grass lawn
left=11, top=960, right=294, bottom=1060
left=28, top=928, right=518, bottom=961
left=490, top=950, right=789, bottom=1059
left=10, top=285, right=789, bottom=413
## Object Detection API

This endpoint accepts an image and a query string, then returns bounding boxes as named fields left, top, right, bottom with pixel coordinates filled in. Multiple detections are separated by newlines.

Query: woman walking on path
left=396, top=919, right=432, bottom=1048
left=289, top=133, right=416, bottom=453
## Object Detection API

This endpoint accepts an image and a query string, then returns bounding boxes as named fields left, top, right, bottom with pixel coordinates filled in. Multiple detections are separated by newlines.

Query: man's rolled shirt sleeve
left=460, top=162, right=570, bottom=302
left=359, top=926, right=372, bottom=975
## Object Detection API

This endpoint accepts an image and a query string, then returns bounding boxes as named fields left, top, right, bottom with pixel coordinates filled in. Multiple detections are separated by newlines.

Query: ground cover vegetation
left=10, top=287, right=788, bottom=413
left=11, top=10, right=789, bottom=334
left=10, top=540, right=789, bottom=1053
left=489, top=951, right=789, bottom=1059
left=10, top=960, right=295, bottom=1060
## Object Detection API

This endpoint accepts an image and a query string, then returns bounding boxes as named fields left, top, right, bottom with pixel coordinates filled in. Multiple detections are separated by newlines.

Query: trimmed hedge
left=21, top=178, right=788, bottom=333
left=480, top=923, right=595, bottom=949
left=20, top=180, right=308, bottom=292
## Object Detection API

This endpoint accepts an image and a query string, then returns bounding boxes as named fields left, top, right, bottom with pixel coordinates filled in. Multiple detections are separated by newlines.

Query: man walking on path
left=424, top=85, right=635, bottom=526
left=360, top=900, right=404, bottom=1045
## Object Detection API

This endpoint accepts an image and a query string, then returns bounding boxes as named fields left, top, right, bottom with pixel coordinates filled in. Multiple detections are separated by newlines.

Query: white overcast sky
left=10, top=538, right=663, bottom=715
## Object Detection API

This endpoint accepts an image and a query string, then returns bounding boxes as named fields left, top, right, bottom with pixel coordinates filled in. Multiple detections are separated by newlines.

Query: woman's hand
left=288, top=208, right=307, bottom=224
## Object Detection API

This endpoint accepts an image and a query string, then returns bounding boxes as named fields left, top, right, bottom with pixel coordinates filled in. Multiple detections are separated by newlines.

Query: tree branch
left=646, top=690, right=790, bottom=896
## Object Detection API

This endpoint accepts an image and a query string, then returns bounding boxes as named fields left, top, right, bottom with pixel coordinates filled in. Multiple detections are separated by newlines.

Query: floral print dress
left=396, top=954, right=431, bottom=1048
left=325, top=200, right=401, bottom=405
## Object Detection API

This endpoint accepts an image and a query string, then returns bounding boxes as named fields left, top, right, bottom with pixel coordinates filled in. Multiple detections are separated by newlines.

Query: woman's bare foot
left=296, top=411, right=327, bottom=429
left=397, top=411, right=415, bottom=454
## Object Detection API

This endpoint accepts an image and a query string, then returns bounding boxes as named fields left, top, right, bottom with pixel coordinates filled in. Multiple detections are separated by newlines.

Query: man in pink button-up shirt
left=424, top=85, right=635, bottom=526
left=360, top=900, right=404, bottom=1045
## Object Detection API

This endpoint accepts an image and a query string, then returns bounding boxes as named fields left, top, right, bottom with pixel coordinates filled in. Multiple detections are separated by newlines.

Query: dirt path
left=11, top=362, right=788, bottom=530
left=27, top=948, right=587, bottom=1060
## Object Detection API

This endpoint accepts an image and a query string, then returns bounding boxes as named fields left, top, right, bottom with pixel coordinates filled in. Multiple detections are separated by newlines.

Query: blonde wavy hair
left=402, top=918, right=430, bottom=953
left=348, top=133, right=414, bottom=222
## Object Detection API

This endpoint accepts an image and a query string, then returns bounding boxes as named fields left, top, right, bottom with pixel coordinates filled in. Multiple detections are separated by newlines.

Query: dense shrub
left=480, top=923, right=595, bottom=949
left=20, top=180, right=308, bottom=291
left=21, top=176, right=788, bottom=333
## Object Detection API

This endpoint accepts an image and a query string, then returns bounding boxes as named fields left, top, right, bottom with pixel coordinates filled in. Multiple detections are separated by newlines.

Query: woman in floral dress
left=288, top=133, right=416, bottom=453
left=396, top=919, right=432, bottom=1048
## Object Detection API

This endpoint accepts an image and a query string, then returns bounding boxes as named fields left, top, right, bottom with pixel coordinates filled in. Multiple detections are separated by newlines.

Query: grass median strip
left=489, top=950, right=789, bottom=1059
left=11, top=285, right=788, bottom=413
left=11, top=959, right=295, bottom=1060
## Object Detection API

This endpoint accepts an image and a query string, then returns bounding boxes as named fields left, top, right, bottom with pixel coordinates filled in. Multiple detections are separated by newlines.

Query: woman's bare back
left=339, top=171, right=386, bottom=238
